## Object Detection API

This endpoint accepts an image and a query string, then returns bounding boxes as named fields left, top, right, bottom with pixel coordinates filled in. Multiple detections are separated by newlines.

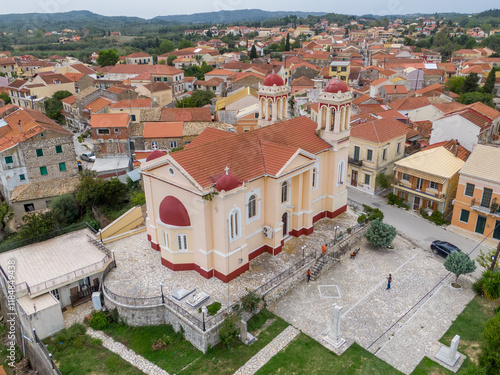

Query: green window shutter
left=36, top=149, right=43, bottom=157
left=59, top=162, right=66, bottom=172
left=40, top=166, right=48, bottom=175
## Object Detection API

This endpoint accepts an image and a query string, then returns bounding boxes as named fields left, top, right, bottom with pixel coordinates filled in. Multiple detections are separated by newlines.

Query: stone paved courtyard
left=103, top=210, right=359, bottom=321
left=269, top=235, right=476, bottom=374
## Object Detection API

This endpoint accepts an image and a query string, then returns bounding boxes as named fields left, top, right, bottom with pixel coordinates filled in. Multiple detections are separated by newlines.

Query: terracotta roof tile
left=109, top=99, right=152, bottom=109
left=160, top=117, right=330, bottom=188
left=465, top=102, right=500, bottom=121
left=160, top=107, right=211, bottom=122
left=350, top=117, right=409, bottom=144
left=143, top=122, right=183, bottom=138
left=90, top=113, right=130, bottom=128
left=183, top=127, right=234, bottom=149
left=84, top=97, right=113, bottom=113
left=389, top=97, right=431, bottom=111
left=70, top=63, right=95, bottom=75
left=423, top=140, right=470, bottom=162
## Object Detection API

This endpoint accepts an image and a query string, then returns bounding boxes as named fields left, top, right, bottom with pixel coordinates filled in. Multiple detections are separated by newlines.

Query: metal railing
left=0, top=222, right=89, bottom=254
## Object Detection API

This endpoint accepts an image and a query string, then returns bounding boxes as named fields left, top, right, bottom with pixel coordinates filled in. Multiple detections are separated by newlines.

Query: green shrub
left=473, top=278, right=485, bottom=296
left=375, top=173, right=392, bottom=189
left=206, top=301, right=222, bottom=316
left=365, top=218, right=397, bottom=248
left=481, top=270, right=500, bottom=300
left=219, top=315, right=238, bottom=348
left=87, top=218, right=100, bottom=231
left=89, top=310, right=109, bottom=330
left=429, top=210, right=447, bottom=225
left=357, top=214, right=367, bottom=223
left=50, top=194, right=80, bottom=226
left=387, top=193, right=397, bottom=205
left=241, top=289, right=261, bottom=313
left=130, top=191, right=146, bottom=206
left=368, top=208, right=384, bottom=221
left=444, top=251, right=477, bottom=286
left=363, top=204, right=373, bottom=214
left=419, top=207, right=427, bottom=217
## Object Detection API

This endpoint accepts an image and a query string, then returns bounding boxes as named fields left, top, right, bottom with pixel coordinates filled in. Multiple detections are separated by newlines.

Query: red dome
left=263, top=73, right=284, bottom=87
left=216, top=173, right=241, bottom=192
left=146, top=150, right=167, bottom=162
left=324, top=78, right=349, bottom=93
left=159, top=196, right=191, bottom=227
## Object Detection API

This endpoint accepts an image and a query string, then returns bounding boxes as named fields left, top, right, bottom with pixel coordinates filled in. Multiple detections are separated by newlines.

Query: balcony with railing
left=392, top=179, right=446, bottom=201
left=470, top=197, right=500, bottom=217
left=348, top=157, right=363, bottom=167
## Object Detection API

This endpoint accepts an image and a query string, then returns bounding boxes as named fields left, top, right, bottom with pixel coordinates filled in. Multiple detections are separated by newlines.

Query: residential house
left=90, top=113, right=131, bottom=156
left=378, top=85, right=408, bottom=103
left=160, top=107, right=212, bottom=122
left=10, top=176, right=79, bottom=223
left=108, top=99, right=154, bottom=123
left=328, top=61, right=350, bottom=81
left=348, top=118, right=409, bottom=195
left=125, top=52, right=153, bottom=65
left=0, top=57, right=17, bottom=78
left=135, top=82, right=173, bottom=107
left=290, top=76, right=315, bottom=94
left=194, top=78, right=225, bottom=95
left=392, top=144, right=467, bottom=214
left=143, top=122, right=184, bottom=151
left=429, top=108, right=492, bottom=151
left=0, top=106, right=77, bottom=202
left=0, top=229, right=113, bottom=340
left=451, top=145, right=500, bottom=240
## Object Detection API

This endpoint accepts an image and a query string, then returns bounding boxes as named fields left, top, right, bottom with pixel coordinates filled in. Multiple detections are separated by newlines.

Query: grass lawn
left=0, top=324, right=21, bottom=375
left=411, top=295, right=497, bottom=375
left=100, top=309, right=289, bottom=375
left=45, top=324, right=143, bottom=375
left=102, top=322, right=201, bottom=374
left=256, top=334, right=402, bottom=375
left=181, top=309, right=289, bottom=375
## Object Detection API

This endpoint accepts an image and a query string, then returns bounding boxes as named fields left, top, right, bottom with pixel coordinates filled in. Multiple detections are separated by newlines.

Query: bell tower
left=258, top=74, right=290, bottom=127
left=316, top=78, right=353, bottom=147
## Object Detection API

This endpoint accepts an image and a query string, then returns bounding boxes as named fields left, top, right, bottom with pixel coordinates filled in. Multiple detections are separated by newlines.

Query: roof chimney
left=455, top=140, right=460, bottom=157
left=18, top=120, right=22, bottom=134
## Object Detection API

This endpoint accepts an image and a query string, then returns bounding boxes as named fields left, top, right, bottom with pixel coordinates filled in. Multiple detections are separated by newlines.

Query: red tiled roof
left=388, top=97, right=431, bottom=111
left=127, top=52, right=152, bottom=58
left=413, top=120, right=433, bottom=138
left=414, top=83, right=444, bottom=96
left=167, top=117, right=330, bottom=188
left=109, top=64, right=182, bottom=76
left=141, top=82, right=171, bottom=92
left=70, top=63, right=95, bottom=75
left=160, top=107, right=211, bottom=122
left=433, top=102, right=466, bottom=114
left=465, top=102, right=500, bottom=121
left=109, top=99, right=152, bottom=109
left=205, top=69, right=235, bottom=76
left=61, top=95, right=75, bottom=105
left=184, top=127, right=234, bottom=150
left=290, top=76, right=314, bottom=86
left=143, top=122, right=183, bottom=138
left=64, top=72, right=84, bottom=82
left=0, top=107, right=72, bottom=152
left=195, top=77, right=224, bottom=86
left=90, top=113, right=130, bottom=128
left=350, top=117, right=409, bottom=144
left=84, top=97, right=113, bottom=113
left=38, top=73, right=72, bottom=85
left=382, top=85, right=408, bottom=94
left=448, top=109, right=492, bottom=131
left=423, top=140, right=470, bottom=162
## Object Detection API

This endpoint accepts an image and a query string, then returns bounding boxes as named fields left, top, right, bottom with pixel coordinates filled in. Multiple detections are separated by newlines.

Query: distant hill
left=152, top=9, right=325, bottom=24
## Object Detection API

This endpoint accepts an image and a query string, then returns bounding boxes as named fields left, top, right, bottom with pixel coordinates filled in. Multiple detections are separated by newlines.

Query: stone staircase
left=311, top=256, right=327, bottom=281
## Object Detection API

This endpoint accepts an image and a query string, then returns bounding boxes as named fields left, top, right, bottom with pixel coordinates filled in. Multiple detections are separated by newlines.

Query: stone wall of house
left=20, top=132, right=77, bottom=183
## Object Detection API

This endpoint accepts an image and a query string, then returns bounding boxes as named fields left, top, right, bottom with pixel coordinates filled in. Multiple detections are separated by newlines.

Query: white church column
left=265, top=98, right=270, bottom=120
left=346, top=105, right=351, bottom=130
left=334, top=108, right=341, bottom=132
left=325, top=107, right=331, bottom=130
left=277, top=98, right=283, bottom=120
left=259, top=98, right=263, bottom=119
left=340, top=107, right=345, bottom=131
left=317, top=106, right=323, bottom=130
left=272, top=100, right=277, bottom=121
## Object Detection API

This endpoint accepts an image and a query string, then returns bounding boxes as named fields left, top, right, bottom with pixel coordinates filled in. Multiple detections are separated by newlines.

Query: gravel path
left=87, top=328, right=169, bottom=375
left=234, top=326, right=300, bottom=375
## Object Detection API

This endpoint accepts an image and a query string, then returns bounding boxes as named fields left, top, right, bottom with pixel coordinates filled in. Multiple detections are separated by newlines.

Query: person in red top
left=322, top=244, right=327, bottom=256
left=306, top=269, right=311, bottom=282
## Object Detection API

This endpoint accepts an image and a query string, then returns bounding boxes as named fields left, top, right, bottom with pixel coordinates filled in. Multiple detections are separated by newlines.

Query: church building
left=141, top=75, right=353, bottom=282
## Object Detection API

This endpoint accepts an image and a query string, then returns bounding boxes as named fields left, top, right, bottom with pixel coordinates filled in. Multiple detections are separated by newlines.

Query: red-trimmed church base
left=148, top=205, right=347, bottom=283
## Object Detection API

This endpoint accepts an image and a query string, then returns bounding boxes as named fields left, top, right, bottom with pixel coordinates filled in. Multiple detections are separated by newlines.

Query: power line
left=337, top=218, right=500, bottom=374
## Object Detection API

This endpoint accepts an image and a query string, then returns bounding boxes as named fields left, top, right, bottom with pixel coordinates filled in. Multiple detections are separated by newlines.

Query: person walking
left=386, top=273, right=392, bottom=290
left=306, top=269, right=311, bottom=282
left=322, top=244, right=327, bottom=257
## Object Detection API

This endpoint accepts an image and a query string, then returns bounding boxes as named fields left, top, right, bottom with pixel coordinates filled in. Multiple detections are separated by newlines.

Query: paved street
left=347, top=187, right=494, bottom=278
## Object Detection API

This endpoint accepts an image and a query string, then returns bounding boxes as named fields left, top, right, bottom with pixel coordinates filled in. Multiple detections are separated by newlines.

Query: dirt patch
left=428, top=369, right=447, bottom=375
left=462, top=340, right=481, bottom=365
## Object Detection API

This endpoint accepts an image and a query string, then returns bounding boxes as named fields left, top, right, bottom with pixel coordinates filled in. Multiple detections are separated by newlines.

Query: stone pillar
left=259, top=98, right=263, bottom=119
left=284, top=97, right=288, bottom=119
left=325, top=304, right=346, bottom=348
left=240, top=320, right=247, bottom=342
left=265, top=98, right=269, bottom=120
left=346, top=105, right=351, bottom=130
left=449, top=335, right=460, bottom=363
left=272, top=100, right=277, bottom=122
left=277, top=98, right=282, bottom=120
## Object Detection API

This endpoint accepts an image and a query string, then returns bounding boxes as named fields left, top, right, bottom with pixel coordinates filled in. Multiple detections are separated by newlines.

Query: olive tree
left=444, top=251, right=476, bottom=287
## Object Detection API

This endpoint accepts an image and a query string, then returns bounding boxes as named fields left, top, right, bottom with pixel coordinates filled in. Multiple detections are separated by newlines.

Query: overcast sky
left=1, top=1, right=498, bottom=19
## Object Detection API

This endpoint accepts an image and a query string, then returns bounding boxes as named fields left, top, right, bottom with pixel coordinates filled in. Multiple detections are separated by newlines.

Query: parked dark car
left=80, top=151, right=96, bottom=162
left=430, top=241, right=461, bottom=257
